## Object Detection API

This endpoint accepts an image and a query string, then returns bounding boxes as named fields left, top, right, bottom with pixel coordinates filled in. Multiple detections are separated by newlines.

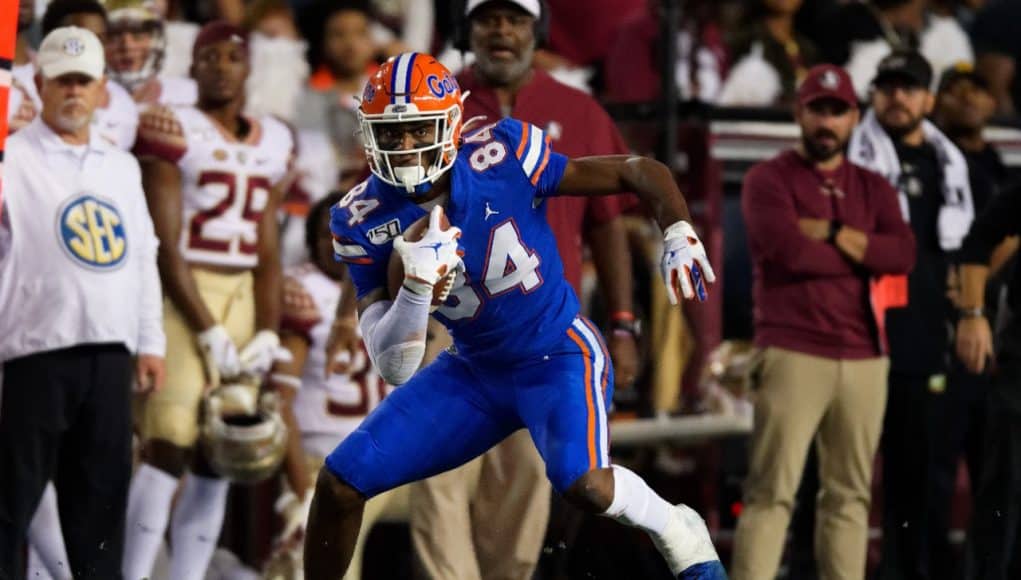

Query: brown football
left=387, top=207, right=457, bottom=309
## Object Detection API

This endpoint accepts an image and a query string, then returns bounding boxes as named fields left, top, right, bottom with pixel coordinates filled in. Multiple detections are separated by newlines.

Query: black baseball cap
left=938, top=61, right=990, bottom=94
left=872, top=50, right=933, bottom=89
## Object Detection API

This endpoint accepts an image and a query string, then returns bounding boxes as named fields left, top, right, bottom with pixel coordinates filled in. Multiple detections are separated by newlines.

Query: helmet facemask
left=106, top=16, right=166, bottom=91
left=200, top=384, right=288, bottom=484
left=358, top=102, right=462, bottom=197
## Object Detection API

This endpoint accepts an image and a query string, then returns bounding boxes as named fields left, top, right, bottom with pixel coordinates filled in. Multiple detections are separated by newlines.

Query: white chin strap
left=394, top=165, right=427, bottom=194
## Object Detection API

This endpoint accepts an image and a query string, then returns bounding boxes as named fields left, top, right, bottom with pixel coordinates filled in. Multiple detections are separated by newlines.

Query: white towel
left=848, top=109, right=974, bottom=250
left=717, top=42, right=782, bottom=107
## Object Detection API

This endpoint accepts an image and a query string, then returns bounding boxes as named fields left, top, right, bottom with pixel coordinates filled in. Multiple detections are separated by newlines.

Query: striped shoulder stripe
left=331, top=235, right=373, bottom=265
left=530, top=135, right=553, bottom=185
left=520, top=124, right=547, bottom=180
left=515, top=122, right=530, bottom=159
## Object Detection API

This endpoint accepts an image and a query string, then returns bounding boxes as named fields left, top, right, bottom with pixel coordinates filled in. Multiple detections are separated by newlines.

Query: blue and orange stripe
left=530, top=135, right=553, bottom=186
left=515, top=122, right=530, bottom=159
left=580, top=317, right=611, bottom=398
left=566, top=327, right=598, bottom=471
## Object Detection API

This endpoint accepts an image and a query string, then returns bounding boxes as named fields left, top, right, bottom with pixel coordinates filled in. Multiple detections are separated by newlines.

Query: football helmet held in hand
left=200, top=383, right=288, bottom=484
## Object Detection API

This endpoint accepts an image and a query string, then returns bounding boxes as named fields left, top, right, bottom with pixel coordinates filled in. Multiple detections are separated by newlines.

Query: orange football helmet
left=358, top=52, right=466, bottom=195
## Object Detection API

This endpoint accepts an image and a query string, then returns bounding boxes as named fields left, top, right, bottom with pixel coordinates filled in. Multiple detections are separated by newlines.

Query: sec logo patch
left=58, top=195, right=128, bottom=269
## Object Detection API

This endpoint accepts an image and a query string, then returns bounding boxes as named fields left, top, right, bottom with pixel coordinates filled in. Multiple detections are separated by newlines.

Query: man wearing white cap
left=0, top=26, right=165, bottom=579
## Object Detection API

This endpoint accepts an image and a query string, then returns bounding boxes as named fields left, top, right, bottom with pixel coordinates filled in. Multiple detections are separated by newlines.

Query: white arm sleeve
left=359, top=286, right=431, bottom=385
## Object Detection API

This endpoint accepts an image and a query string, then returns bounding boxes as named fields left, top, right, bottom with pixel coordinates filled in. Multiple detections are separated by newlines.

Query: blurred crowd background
left=8, top=0, right=1021, bottom=578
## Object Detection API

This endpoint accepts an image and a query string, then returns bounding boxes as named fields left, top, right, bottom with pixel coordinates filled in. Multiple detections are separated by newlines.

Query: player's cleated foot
left=652, top=504, right=725, bottom=579
left=677, top=560, right=728, bottom=580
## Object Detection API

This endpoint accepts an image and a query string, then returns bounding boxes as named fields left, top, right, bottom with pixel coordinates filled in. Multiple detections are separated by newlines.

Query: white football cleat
left=652, top=504, right=725, bottom=578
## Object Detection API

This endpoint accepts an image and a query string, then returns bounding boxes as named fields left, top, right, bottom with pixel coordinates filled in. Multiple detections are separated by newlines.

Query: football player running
left=306, top=53, right=726, bottom=579
left=122, top=21, right=294, bottom=580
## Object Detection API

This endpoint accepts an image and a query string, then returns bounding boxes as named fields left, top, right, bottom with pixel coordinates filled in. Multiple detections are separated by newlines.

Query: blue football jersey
left=330, top=118, right=579, bottom=362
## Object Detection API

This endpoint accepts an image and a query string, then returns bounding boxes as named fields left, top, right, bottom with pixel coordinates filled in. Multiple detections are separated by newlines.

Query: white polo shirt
left=0, top=118, right=165, bottom=361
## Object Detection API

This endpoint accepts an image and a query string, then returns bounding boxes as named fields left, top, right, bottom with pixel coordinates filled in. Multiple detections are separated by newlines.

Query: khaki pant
left=409, top=321, right=549, bottom=580
left=136, top=268, right=255, bottom=447
left=731, top=347, right=888, bottom=580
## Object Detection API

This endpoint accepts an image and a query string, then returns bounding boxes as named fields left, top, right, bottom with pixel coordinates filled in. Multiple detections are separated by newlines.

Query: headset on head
left=453, top=0, right=550, bottom=53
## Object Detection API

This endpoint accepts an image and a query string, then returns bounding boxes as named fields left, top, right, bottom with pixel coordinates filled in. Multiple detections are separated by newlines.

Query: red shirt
left=546, top=0, right=645, bottom=66
left=742, top=150, right=915, bottom=359
left=602, top=11, right=727, bottom=103
left=457, top=67, right=633, bottom=292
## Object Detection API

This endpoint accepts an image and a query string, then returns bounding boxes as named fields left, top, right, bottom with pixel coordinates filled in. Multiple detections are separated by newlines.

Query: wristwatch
left=959, top=306, right=985, bottom=319
left=826, top=220, right=842, bottom=244
left=610, top=311, right=641, bottom=339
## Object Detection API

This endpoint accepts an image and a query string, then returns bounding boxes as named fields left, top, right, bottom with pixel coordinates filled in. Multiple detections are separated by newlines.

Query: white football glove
left=239, top=330, right=282, bottom=377
left=274, top=489, right=313, bottom=541
left=661, top=220, right=716, bottom=304
left=392, top=206, right=463, bottom=296
left=197, top=325, right=241, bottom=386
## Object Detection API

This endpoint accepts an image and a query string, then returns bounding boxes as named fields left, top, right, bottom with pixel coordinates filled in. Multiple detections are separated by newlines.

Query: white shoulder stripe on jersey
left=392, top=54, right=412, bottom=105
left=521, top=125, right=545, bottom=178
left=572, top=318, right=610, bottom=468
left=332, top=240, right=368, bottom=257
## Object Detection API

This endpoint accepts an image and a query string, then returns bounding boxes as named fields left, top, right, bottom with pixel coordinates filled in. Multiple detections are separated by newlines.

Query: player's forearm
left=158, top=248, right=217, bottom=332
left=620, top=157, right=691, bottom=231
left=335, top=277, right=358, bottom=323
left=143, top=160, right=213, bottom=331
left=254, top=208, right=283, bottom=332
left=253, top=261, right=282, bottom=332
left=359, top=288, right=430, bottom=385
left=280, top=400, right=312, bottom=497
left=588, top=218, right=634, bottom=315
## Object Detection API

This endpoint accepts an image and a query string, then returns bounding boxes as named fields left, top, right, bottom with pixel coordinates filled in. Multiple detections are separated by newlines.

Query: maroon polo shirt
left=457, top=67, right=633, bottom=293
left=742, top=150, right=915, bottom=359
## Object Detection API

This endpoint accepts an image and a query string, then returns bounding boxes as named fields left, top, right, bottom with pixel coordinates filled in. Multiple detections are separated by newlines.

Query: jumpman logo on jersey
left=484, top=202, right=500, bottom=221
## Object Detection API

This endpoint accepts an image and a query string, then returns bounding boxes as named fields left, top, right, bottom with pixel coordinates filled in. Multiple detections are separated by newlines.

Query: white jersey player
left=105, top=0, right=198, bottom=108
left=122, top=22, right=294, bottom=580
left=134, top=104, right=295, bottom=269
left=265, top=192, right=404, bottom=580
left=280, top=263, right=391, bottom=459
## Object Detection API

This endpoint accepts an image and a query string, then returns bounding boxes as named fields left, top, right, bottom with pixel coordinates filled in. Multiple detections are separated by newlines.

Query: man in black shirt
left=932, top=64, right=1016, bottom=536
left=850, top=50, right=994, bottom=580
left=934, top=63, right=1011, bottom=194
left=956, top=187, right=1021, bottom=580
